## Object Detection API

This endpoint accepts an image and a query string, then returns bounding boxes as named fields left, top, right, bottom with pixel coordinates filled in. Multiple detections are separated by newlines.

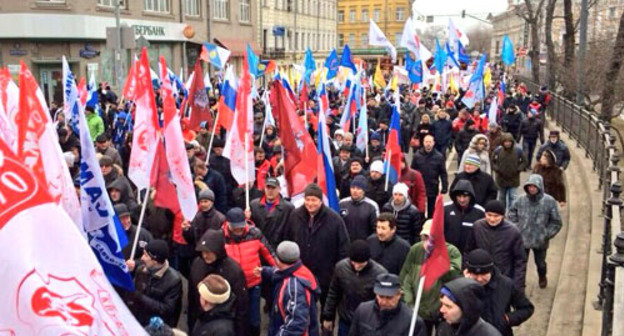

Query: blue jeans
left=249, top=285, right=261, bottom=329
left=523, top=138, right=537, bottom=168
left=338, top=319, right=351, bottom=336
left=498, top=186, right=517, bottom=210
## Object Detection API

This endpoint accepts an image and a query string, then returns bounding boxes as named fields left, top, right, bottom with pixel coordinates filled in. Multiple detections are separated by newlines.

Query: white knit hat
left=392, top=182, right=409, bottom=199
left=370, top=160, right=384, bottom=174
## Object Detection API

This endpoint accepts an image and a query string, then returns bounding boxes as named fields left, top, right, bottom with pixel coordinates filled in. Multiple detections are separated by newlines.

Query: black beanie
left=349, top=240, right=371, bottom=263
left=465, top=249, right=494, bottom=274
left=145, top=239, right=169, bottom=263
left=484, top=200, right=505, bottom=216
left=304, top=183, right=323, bottom=200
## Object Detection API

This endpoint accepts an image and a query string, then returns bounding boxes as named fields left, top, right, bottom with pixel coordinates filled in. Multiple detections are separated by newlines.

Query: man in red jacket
left=223, top=207, right=277, bottom=336
left=399, top=156, right=427, bottom=213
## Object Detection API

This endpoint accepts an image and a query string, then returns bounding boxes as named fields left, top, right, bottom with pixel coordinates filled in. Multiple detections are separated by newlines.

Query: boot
left=539, top=274, right=547, bottom=288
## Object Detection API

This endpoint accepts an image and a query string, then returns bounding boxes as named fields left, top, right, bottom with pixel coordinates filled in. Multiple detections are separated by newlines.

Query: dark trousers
left=427, top=195, right=436, bottom=219
left=423, top=319, right=436, bottom=336
left=523, top=138, right=537, bottom=167
left=525, top=247, right=548, bottom=277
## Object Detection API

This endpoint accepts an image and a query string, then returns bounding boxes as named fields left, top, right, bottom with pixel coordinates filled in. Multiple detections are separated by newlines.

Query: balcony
left=264, top=47, right=286, bottom=59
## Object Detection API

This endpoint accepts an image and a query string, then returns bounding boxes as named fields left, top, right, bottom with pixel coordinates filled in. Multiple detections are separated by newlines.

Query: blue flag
left=75, top=65, right=134, bottom=290
left=501, top=35, right=515, bottom=66
left=405, top=51, right=423, bottom=84
left=247, top=44, right=259, bottom=77
left=304, top=48, right=316, bottom=85
left=461, top=54, right=487, bottom=108
left=325, top=49, right=339, bottom=80
left=433, top=38, right=447, bottom=74
left=445, top=41, right=460, bottom=68
left=457, top=41, right=470, bottom=64
left=340, top=45, right=357, bottom=73
left=62, top=57, right=80, bottom=135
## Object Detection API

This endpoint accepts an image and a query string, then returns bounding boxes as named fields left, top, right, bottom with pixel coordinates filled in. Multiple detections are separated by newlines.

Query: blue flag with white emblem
left=406, top=51, right=423, bottom=84
left=325, top=49, right=339, bottom=80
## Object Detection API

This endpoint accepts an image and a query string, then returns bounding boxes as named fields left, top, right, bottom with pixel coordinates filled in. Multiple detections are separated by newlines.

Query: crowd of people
left=52, top=67, right=571, bottom=336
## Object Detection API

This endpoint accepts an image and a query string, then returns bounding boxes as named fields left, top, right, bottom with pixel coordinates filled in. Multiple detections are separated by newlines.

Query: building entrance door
left=39, top=66, right=63, bottom=107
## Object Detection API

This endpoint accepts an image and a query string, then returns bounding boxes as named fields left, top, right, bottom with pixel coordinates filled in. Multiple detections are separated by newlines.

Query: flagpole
left=384, top=149, right=391, bottom=192
left=244, top=132, right=250, bottom=210
left=259, top=114, right=268, bottom=145
left=303, top=102, right=308, bottom=130
left=408, top=276, right=426, bottom=336
left=129, top=188, right=150, bottom=261
left=205, top=111, right=221, bottom=165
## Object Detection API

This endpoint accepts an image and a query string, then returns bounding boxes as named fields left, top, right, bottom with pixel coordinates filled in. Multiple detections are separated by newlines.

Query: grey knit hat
left=198, top=189, right=215, bottom=202
left=276, top=241, right=300, bottom=264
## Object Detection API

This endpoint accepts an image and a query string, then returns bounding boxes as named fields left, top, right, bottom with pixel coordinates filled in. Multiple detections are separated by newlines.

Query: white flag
left=448, top=18, right=470, bottom=47
left=400, top=17, right=432, bottom=61
left=369, top=20, right=397, bottom=62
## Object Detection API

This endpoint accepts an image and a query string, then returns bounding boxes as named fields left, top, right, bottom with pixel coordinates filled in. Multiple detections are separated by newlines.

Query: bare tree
left=545, top=0, right=558, bottom=90
left=600, top=11, right=624, bottom=121
left=466, top=26, right=493, bottom=54
left=516, top=0, right=546, bottom=82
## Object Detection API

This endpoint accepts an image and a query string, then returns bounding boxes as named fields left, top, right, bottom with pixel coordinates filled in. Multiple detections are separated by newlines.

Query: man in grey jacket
left=507, top=174, right=562, bottom=288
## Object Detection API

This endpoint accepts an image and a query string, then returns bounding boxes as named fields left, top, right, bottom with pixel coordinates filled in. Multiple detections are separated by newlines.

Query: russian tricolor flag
left=217, top=65, right=238, bottom=130
left=317, top=94, right=340, bottom=212
left=384, top=105, right=402, bottom=183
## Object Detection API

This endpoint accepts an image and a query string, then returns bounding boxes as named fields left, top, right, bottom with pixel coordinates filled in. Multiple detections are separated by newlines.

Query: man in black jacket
left=283, top=183, right=350, bottom=309
left=188, top=230, right=248, bottom=334
left=450, top=155, right=498, bottom=207
left=464, top=200, right=527, bottom=290
left=192, top=274, right=236, bottom=336
left=367, top=212, right=410, bottom=275
left=444, top=180, right=485, bottom=253
left=518, top=112, right=544, bottom=168
left=366, top=160, right=393, bottom=209
left=339, top=175, right=380, bottom=242
left=463, top=249, right=534, bottom=336
left=411, top=135, right=449, bottom=211
left=248, top=177, right=294, bottom=248
left=116, top=204, right=152, bottom=261
left=209, top=138, right=237, bottom=206
left=124, top=240, right=182, bottom=327
left=348, top=273, right=426, bottom=336
left=322, top=241, right=388, bottom=336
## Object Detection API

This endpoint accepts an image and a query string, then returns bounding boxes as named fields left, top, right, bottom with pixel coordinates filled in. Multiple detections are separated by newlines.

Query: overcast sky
left=412, top=0, right=509, bottom=29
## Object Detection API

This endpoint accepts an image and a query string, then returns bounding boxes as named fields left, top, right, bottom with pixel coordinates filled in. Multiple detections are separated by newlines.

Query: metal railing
left=519, top=78, right=624, bottom=336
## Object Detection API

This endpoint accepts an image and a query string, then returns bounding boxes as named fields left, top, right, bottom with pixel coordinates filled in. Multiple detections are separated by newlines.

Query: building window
left=361, top=33, right=368, bottom=47
left=349, top=9, right=356, bottom=22
left=144, top=0, right=170, bottom=13
left=338, top=33, right=344, bottom=47
left=348, top=33, right=356, bottom=46
left=239, top=0, right=250, bottom=22
left=287, top=0, right=292, bottom=12
left=373, top=8, right=380, bottom=21
left=184, top=0, right=200, bottom=16
left=609, top=6, right=616, bottom=19
left=361, top=9, right=368, bottom=22
left=338, top=10, right=344, bottom=22
left=98, top=0, right=125, bottom=7
left=213, top=0, right=229, bottom=19
left=395, top=7, right=405, bottom=21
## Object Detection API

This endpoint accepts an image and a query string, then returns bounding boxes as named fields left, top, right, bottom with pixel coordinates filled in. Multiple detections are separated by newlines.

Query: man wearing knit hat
left=400, top=220, right=462, bottom=335
left=283, top=183, right=350, bottom=310
left=339, top=157, right=366, bottom=198
left=321, top=240, right=387, bottom=335
left=381, top=182, right=423, bottom=244
left=536, top=130, right=571, bottom=170
left=192, top=274, right=236, bottom=336
left=450, top=153, right=498, bottom=207
left=339, top=175, right=380, bottom=242
left=256, top=241, right=321, bottom=336
left=463, top=249, right=534, bottom=336
left=464, top=200, right=527, bottom=290
left=124, top=239, right=183, bottom=327
left=366, top=160, right=394, bottom=209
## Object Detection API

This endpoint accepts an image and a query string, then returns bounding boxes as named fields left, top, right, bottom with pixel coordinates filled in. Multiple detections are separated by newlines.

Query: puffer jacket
left=411, top=147, right=449, bottom=196
left=183, top=207, right=227, bottom=246
left=491, top=133, right=527, bottom=188
left=444, top=180, right=485, bottom=253
left=507, top=174, right=562, bottom=249
left=367, top=233, right=411, bottom=275
left=223, top=223, right=277, bottom=288
left=339, top=196, right=380, bottom=242
left=321, top=259, right=387, bottom=324
left=348, top=300, right=426, bottom=336
left=436, top=278, right=502, bottom=336
left=382, top=198, right=424, bottom=244
left=249, top=195, right=295, bottom=248
left=366, top=175, right=393, bottom=209
left=459, top=134, right=492, bottom=175
left=449, top=169, right=498, bottom=207
left=399, top=242, right=462, bottom=321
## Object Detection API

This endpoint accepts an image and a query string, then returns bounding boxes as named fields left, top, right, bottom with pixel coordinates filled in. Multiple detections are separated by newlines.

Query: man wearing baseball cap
left=463, top=249, right=534, bottom=336
left=249, top=176, right=294, bottom=248
left=349, top=273, right=426, bottom=336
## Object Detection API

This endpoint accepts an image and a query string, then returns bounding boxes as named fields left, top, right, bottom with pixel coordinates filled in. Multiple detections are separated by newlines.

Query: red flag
left=420, top=194, right=450, bottom=290
left=122, top=60, right=137, bottom=101
left=270, top=80, right=317, bottom=196
left=298, top=83, right=309, bottom=110
left=150, top=139, right=181, bottom=213
left=187, top=58, right=212, bottom=131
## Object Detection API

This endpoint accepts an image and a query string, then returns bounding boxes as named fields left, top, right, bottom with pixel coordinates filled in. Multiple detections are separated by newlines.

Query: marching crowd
left=53, top=67, right=570, bottom=336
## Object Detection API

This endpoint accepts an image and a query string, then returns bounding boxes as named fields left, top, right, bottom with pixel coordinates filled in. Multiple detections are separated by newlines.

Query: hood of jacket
left=450, top=179, right=476, bottom=208
left=444, top=278, right=484, bottom=333
left=198, top=229, right=227, bottom=260
left=500, top=132, right=515, bottom=148
left=523, top=174, right=545, bottom=201
left=469, top=134, right=490, bottom=152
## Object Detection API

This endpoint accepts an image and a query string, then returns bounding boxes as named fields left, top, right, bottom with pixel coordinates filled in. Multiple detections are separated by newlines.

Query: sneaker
left=539, top=275, right=547, bottom=288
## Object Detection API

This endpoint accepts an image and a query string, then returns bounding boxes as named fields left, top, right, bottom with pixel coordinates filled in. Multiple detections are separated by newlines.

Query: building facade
left=257, top=0, right=337, bottom=66
left=337, top=0, right=410, bottom=65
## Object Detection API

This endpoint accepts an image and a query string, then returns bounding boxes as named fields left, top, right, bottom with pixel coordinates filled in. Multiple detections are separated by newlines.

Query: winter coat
left=400, top=165, right=427, bottom=212
left=432, top=118, right=453, bottom=148
left=96, top=145, right=123, bottom=167
left=202, top=169, right=229, bottom=214
left=459, top=134, right=492, bottom=175
left=518, top=117, right=544, bottom=143
left=491, top=133, right=528, bottom=188
left=444, top=180, right=485, bottom=253
left=191, top=296, right=236, bottom=336
left=411, top=148, right=449, bottom=196
left=249, top=196, right=295, bottom=248
left=223, top=223, right=277, bottom=288
left=382, top=199, right=424, bottom=244
left=125, top=261, right=182, bottom=326
left=436, top=278, right=502, bottom=336
left=339, top=196, right=380, bottom=242
left=534, top=163, right=566, bottom=202
left=340, top=171, right=367, bottom=199
left=188, top=230, right=249, bottom=334
left=481, top=268, right=534, bottom=336
left=262, top=261, right=321, bottom=336
left=488, top=128, right=504, bottom=158
left=367, top=233, right=411, bottom=275
left=366, top=175, right=393, bottom=210
left=122, top=224, right=153, bottom=260
left=399, top=242, right=462, bottom=321
left=450, top=169, right=498, bottom=207
left=322, top=259, right=387, bottom=324
left=183, top=207, right=227, bottom=246
left=455, top=121, right=479, bottom=157
left=536, top=140, right=571, bottom=169
left=348, top=300, right=426, bottom=336
left=209, top=154, right=236, bottom=203
left=283, top=205, right=350, bottom=288
left=104, top=170, right=136, bottom=210
left=507, top=175, right=562, bottom=249
left=500, top=110, right=523, bottom=139
left=86, top=112, right=105, bottom=139
left=464, top=219, right=526, bottom=289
